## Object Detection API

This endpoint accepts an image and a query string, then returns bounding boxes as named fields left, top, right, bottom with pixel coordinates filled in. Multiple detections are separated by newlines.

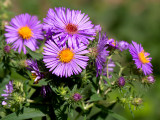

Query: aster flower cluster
left=0, top=6, right=155, bottom=120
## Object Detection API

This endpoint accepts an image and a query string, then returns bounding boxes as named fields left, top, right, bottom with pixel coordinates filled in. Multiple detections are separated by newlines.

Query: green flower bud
left=132, top=98, right=143, bottom=106
left=19, top=60, right=28, bottom=68
left=14, top=81, right=24, bottom=93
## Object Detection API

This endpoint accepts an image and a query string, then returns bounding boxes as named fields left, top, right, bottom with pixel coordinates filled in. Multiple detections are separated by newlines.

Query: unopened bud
left=118, top=77, right=125, bottom=87
left=132, top=98, right=143, bottom=106
left=4, top=45, right=11, bottom=53
left=73, top=93, right=82, bottom=101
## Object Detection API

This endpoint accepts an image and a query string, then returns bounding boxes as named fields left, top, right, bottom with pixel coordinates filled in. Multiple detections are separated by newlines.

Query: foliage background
left=3, top=0, right=160, bottom=119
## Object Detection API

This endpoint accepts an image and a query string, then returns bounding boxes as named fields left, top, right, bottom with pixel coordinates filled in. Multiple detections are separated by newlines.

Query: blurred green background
left=9, top=0, right=160, bottom=119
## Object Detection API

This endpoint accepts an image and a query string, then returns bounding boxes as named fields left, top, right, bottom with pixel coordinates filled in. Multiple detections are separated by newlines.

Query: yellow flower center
left=112, top=40, right=116, bottom=46
left=138, top=50, right=149, bottom=64
left=58, top=48, right=74, bottom=63
left=18, top=26, right=33, bottom=39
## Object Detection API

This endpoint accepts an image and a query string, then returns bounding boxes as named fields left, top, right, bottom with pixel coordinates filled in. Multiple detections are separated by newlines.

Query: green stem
left=119, top=67, right=124, bottom=76
left=106, top=55, right=112, bottom=79
left=82, top=102, right=94, bottom=110
left=27, top=99, right=36, bottom=103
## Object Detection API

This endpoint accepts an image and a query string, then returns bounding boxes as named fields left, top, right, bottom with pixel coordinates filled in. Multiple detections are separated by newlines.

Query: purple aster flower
left=96, top=32, right=109, bottom=76
left=43, top=28, right=53, bottom=41
left=107, top=38, right=118, bottom=49
left=147, top=75, right=155, bottom=84
left=103, top=59, right=115, bottom=78
left=4, top=45, right=11, bottom=53
left=73, top=93, right=82, bottom=101
left=5, top=13, right=43, bottom=54
left=118, top=41, right=129, bottom=51
left=118, top=77, right=125, bottom=87
left=43, top=7, right=96, bottom=48
left=27, top=59, right=44, bottom=84
left=43, top=40, right=89, bottom=77
left=129, top=41, right=153, bottom=75
left=1, top=81, right=13, bottom=105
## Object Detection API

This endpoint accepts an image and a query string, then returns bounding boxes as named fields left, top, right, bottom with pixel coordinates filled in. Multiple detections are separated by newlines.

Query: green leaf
left=88, top=94, right=103, bottom=102
left=1, top=107, right=46, bottom=120
left=26, top=47, right=43, bottom=60
left=108, top=110, right=127, bottom=120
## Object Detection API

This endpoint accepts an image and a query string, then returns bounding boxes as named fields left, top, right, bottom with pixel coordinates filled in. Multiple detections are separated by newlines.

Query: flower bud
left=19, top=60, right=28, bottom=67
left=118, top=77, right=125, bottom=87
left=88, top=47, right=98, bottom=58
left=142, top=75, right=155, bottom=84
left=147, top=75, right=155, bottom=84
left=73, top=93, right=82, bottom=101
left=1, top=20, right=9, bottom=29
left=14, top=81, right=23, bottom=92
left=4, top=45, right=11, bottom=53
left=132, top=98, right=143, bottom=106
left=118, top=41, right=129, bottom=51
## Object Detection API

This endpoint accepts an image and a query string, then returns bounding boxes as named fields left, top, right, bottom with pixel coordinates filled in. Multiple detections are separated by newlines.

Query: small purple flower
left=73, top=93, right=82, bottom=101
left=43, top=7, right=96, bottom=48
left=43, top=40, right=89, bottom=77
left=118, top=77, right=125, bottom=87
left=147, top=75, right=155, bottom=84
left=118, top=41, right=129, bottom=51
left=2, top=101, right=7, bottom=105
left=107, top=38, right=118, bottom=49
left=1, top=81, right=13, bottom=105
left=5, top=13, right=43, bottom=54
left=4, top=45, right=11, bottom=53
left=96, top=32, right=109, bottom=76
left=129, top=41, right=153, bottom=75
left=41, top=85, right=52, bottom=98
left=27, top=59, right=44, bottom=84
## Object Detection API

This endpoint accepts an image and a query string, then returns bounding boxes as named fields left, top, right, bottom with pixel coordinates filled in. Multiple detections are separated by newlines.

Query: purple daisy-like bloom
left=1, top=81, right=13, bottom=105
left=96, top=32, right=109, bottom=76
left=129, top=41, right=153, bottom=75
left=43, top=7, right=96, bottom=48
left=118, top=41, right=129, bottom=51
left=5, top=13, right=43, bottom=54
left=43, top=40, right=89, bottom=77
left=27, top=59, right=44, bottom=84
